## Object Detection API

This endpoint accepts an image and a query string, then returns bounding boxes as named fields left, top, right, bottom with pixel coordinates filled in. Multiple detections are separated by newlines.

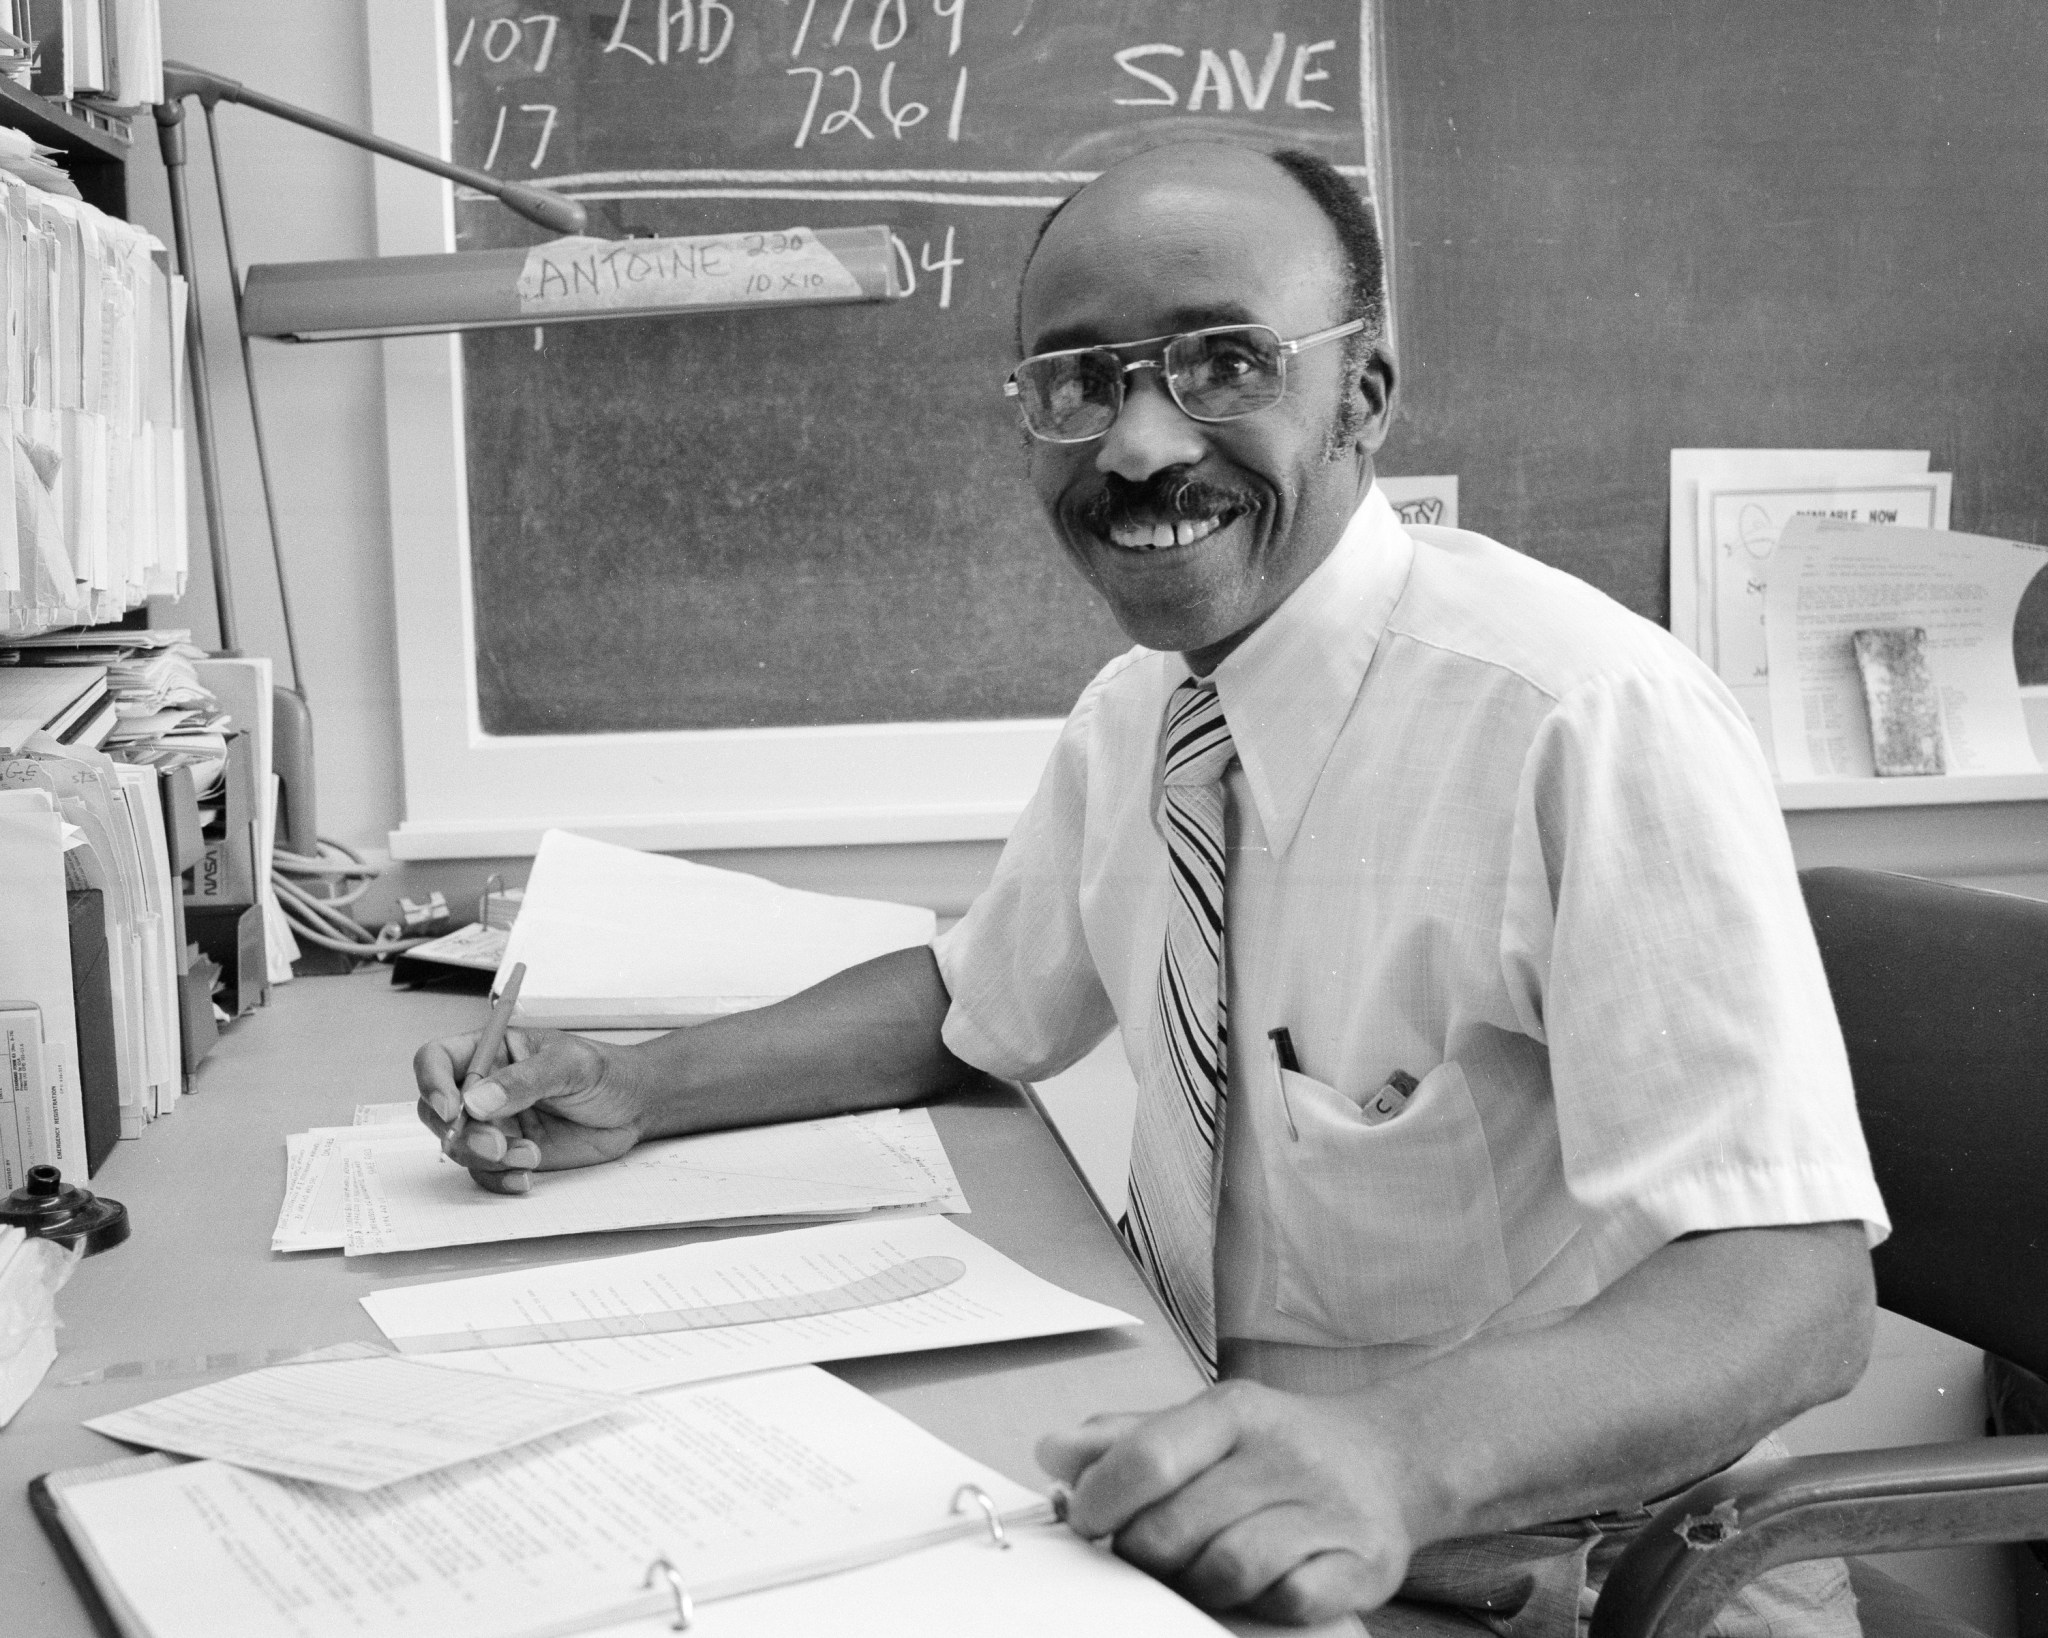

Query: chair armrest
left=1589, top=1434, right=2048, bottom=1638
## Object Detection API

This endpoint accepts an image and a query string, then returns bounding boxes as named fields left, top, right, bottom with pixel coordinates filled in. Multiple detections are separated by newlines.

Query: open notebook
left=31, top=1365, right=1228, bottom=1638
left=499, top=829, right=938, bottom=1028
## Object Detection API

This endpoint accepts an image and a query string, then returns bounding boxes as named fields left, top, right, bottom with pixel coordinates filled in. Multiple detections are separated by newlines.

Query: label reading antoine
left=515, top=229, right=864, bottom=315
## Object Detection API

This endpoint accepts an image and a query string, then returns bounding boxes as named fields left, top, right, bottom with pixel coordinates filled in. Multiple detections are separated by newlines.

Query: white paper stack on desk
left=273, top=1101, right=969, bottom=1256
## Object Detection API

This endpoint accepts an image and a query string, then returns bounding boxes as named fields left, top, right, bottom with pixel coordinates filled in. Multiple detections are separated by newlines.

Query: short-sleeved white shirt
left=935, top=486, right=1887, bottom=1393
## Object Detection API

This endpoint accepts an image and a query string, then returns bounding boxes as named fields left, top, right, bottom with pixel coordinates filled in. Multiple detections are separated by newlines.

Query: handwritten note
left=516, top=229, right=864, bottom=317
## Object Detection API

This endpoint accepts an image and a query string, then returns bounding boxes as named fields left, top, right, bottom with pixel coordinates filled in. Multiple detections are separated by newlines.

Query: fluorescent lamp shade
left=240, top=224, right=902, bottom=341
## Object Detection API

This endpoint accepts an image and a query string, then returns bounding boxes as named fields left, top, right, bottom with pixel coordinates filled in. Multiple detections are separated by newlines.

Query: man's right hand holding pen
left=414, top=1027, right=646, bottom=1194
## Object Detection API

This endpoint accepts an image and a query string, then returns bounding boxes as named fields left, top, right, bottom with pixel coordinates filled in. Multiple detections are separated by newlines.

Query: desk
left=2, top=970, right=1208, bottom=1635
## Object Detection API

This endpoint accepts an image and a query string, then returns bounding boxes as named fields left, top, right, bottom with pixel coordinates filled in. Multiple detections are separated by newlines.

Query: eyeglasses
left=1003, top=318, right=1369, bottom=444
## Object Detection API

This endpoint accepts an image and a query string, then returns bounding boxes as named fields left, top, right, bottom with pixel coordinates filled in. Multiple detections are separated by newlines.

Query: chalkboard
left=443, top=1, right=1378, bottom=735
left=1378, top=0, right=2048, bottom=685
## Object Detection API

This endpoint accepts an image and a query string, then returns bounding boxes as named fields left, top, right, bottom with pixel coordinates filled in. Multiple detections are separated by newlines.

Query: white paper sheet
left=361, top=1215, right=1139, bottom=1394
left=60, top=1366, right=1046, bottom=1638
left=273, top=1122, right=437, bottom=1253
left=501, top=829, right=937, bottom=1028
left=1702, top=477, right=1951, bottom=763
left=1765, top=519, right=2048, bottom=780
left=341, top=1111, right=945, bottom=1256
left=83, top=1354, right=625, bottom=1491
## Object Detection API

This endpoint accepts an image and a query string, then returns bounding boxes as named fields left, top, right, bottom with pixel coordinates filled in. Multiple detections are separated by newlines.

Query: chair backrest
left=1801, top=867, right=2048, bottom=1376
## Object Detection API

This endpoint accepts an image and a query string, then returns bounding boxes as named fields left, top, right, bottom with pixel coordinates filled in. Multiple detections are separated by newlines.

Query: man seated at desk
left=414, top=144, right=1888, bottom=1637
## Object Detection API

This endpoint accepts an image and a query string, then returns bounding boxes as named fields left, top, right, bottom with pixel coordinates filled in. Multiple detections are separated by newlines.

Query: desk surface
left=3, top=970, right=1207, bottom=1634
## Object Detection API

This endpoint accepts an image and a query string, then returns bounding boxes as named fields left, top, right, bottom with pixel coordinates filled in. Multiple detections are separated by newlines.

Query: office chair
left=1591, top=867, right=2048, bottom=1638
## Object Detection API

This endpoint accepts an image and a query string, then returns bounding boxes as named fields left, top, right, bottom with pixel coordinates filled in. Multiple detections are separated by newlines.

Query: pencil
left=449, top=961, right=526, bottom=1150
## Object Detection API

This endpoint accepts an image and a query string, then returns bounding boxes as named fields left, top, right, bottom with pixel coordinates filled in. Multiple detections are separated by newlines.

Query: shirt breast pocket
left=1271, top=1060, right=1513, bottom=1345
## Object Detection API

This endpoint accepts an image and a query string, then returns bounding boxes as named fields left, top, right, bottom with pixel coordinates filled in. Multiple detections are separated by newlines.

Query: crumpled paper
left=0, top=1226, right=83, bottom=1426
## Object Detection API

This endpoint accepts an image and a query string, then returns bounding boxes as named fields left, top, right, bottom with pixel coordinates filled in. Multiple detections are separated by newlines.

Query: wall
left=133, top=2, right=399, bottom=863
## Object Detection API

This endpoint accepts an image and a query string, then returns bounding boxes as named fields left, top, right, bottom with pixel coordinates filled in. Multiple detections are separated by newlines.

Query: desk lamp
left=146, top=65, right=898, bottom=959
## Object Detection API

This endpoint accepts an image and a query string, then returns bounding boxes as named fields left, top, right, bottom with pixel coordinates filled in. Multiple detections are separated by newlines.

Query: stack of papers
left=500, top=829, right=939, bottom=1028
left=274, top=1102, right=967, bottom=1256
left=2, top=176, right=189, bottom=638
left=1668, top=450, right=1950, bottom=768
left=3, top=631, right=228, bottom=786
left=0, top=127, right=77, bottom=198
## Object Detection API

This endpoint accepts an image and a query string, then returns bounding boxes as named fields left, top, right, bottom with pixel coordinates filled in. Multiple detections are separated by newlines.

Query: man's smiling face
left=1016, top=146, right=1394, bottom=672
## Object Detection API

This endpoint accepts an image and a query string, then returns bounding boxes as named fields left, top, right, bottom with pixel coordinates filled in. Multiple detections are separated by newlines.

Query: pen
left=1268, top=1026, right=1302, bottom=1141
left=449, top=961, right=526, bottom=1152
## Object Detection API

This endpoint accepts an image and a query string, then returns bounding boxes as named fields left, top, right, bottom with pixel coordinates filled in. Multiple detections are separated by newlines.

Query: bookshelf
left=0, top=73, right=128, bottom=215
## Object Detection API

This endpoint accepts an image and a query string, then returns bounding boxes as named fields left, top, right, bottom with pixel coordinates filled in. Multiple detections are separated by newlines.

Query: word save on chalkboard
left=442, top=1, right=1380, bottom=736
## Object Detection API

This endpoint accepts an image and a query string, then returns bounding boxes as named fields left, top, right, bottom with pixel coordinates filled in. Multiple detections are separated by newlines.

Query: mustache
left=1073, top=470, right=1260, bottom=535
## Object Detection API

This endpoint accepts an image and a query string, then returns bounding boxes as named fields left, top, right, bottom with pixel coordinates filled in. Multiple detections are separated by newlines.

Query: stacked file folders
left=32, top=1364, right=1227, bottom=1638
left=1, top=730, right=195, bottom=1172
left=2, top=173, right=188, bottom=638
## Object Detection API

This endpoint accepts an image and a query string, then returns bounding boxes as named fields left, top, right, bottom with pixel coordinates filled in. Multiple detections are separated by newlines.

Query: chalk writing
left=1113, top=35, right=1337, bottom=113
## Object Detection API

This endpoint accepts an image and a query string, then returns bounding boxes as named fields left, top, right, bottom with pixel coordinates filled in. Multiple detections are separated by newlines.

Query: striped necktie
left=1124, top=676, right=1236, bottom=1377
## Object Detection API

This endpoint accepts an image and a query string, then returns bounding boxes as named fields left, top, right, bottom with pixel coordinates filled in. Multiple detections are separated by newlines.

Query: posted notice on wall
left=1765, top=518, right=2048, bottom=781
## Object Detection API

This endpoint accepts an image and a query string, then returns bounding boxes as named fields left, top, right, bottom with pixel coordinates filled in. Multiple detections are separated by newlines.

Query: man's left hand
left=1037, top=1381, right=1417, bottom=1624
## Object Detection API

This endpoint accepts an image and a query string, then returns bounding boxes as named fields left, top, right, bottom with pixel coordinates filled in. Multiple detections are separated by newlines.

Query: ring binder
left=644, top=1555, right=694, bottom=1631
left=951, top=1483, right=1012, bottom=1550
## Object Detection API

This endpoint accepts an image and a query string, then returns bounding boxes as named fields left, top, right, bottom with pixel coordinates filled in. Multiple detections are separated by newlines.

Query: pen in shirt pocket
left=1269, top=1026, right=1420, bottom=1134
left=1267, top=1027, right=1303, bottom=1140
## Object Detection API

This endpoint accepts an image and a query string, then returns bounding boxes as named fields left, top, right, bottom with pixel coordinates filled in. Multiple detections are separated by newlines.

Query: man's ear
left=1351, top=344, right=1398, bottom=457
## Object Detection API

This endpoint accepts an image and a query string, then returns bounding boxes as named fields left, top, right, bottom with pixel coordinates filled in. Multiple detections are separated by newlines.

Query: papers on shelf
left=500, top=829, right=938, bottom=1028
left=55, top=1366, right=1063, bottom=1638
left=2, top=173, right=188, bottom=638
left=273, top=1107, right=967, bottom=1256
left=360, top=1214, right=1139, bottom=1394
left=82, top=1353, right=625, bottom=1492
left=1765, top=519, right=2048, bottom=781
left=1668, top=450, right=1946, bottom=770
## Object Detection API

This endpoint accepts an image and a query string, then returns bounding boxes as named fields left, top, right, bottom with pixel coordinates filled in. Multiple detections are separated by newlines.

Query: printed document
left=1668, top=449, right=1929, bottom=661
left=360, top=1215, right=1138, bottom=1393
left=1701, top=477, right=1950, bottom=759
left=83, top=1353, right=623, bottom=1491
left=1766, top=519, right=2048, bottom=779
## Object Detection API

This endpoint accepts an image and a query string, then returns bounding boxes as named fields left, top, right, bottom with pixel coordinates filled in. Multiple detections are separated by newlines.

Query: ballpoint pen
left=448, top=961, right=526, bottom=1153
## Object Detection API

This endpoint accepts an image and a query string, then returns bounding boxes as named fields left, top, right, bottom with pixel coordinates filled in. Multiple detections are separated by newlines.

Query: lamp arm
left=157, top=60, right=589, bottom=237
